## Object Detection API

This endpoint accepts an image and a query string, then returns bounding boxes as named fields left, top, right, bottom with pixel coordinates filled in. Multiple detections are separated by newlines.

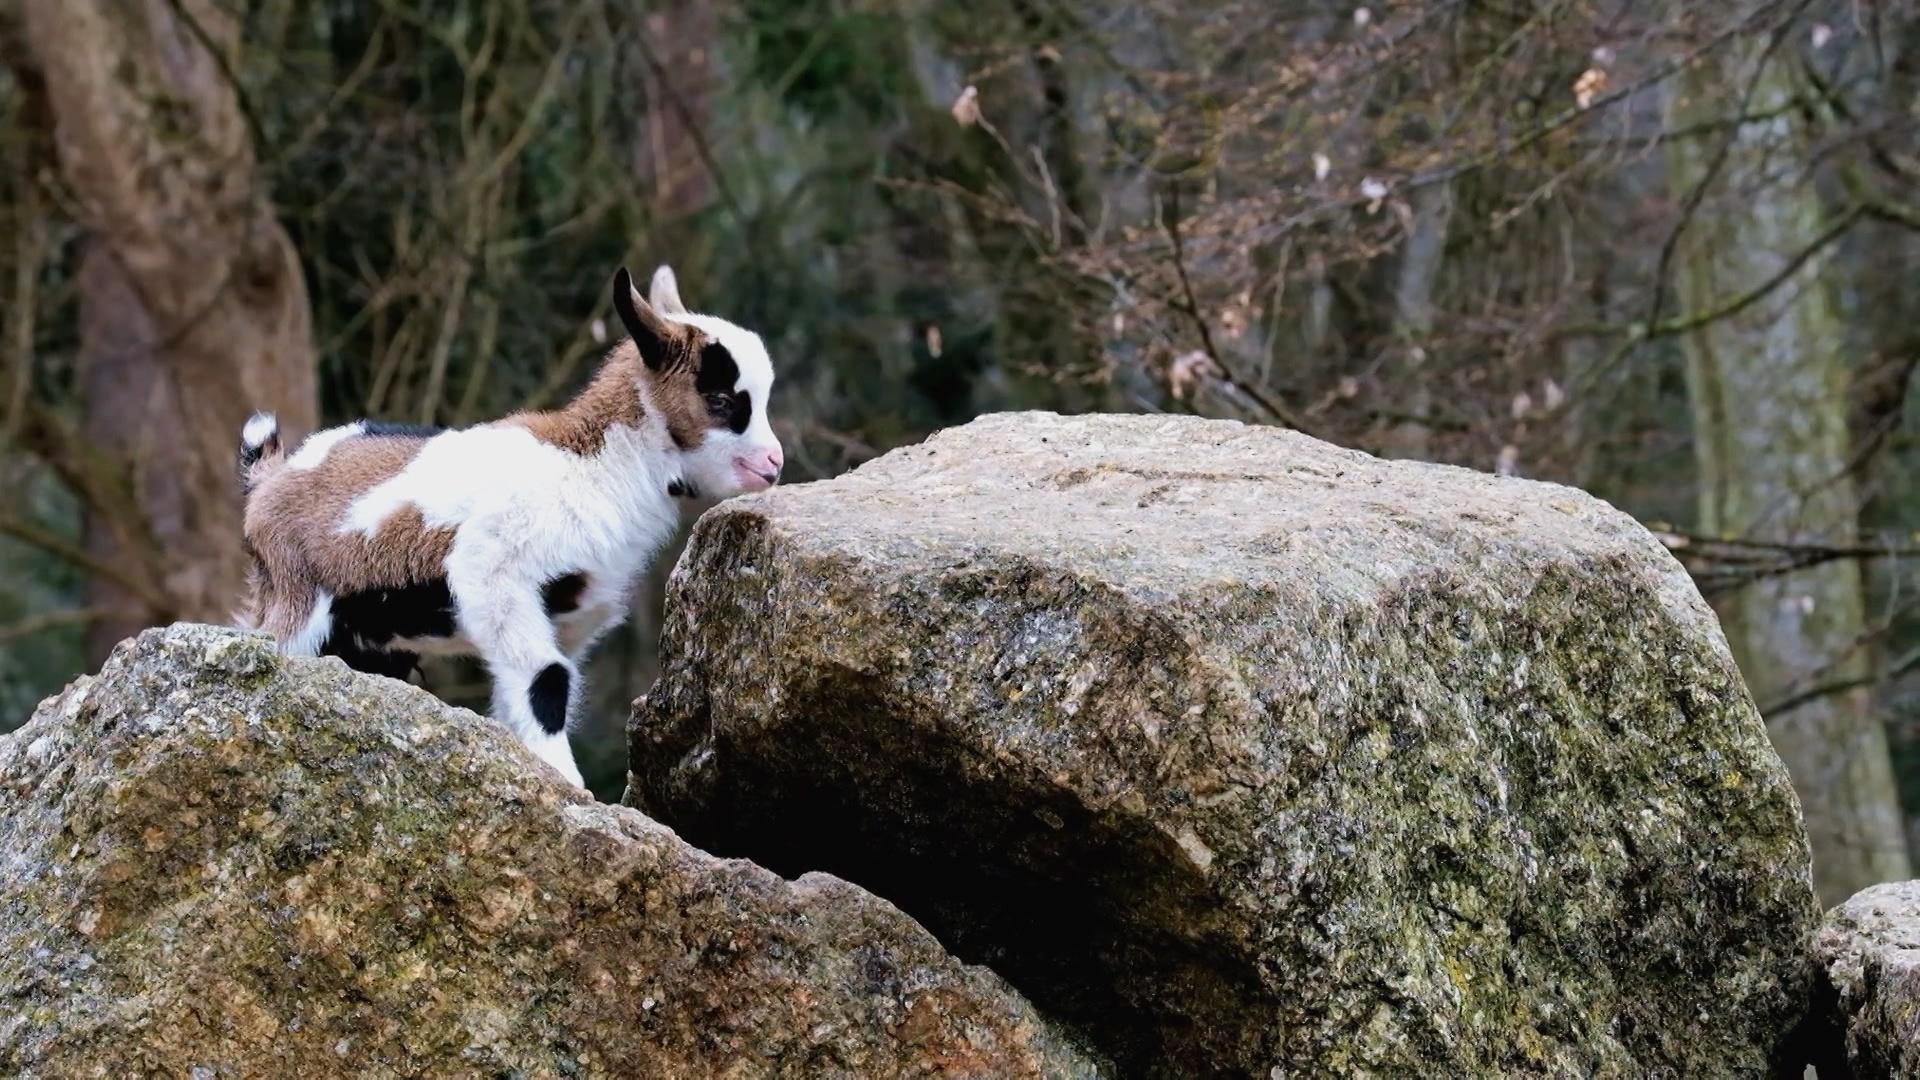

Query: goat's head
left=612, top=265, right=783, bottom=497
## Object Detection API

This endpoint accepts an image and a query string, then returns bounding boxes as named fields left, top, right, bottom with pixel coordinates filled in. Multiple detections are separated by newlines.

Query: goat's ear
left=650, top=265, right=688, bottom=315
left=613, top=266, right=673, bottom=371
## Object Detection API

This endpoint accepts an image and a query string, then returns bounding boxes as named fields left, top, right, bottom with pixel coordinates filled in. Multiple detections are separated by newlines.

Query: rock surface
left=1804, top=881, right=1920, bottom=1077
left=628, top=411, right=1819, bottom=1077
left=0, top=624, right=1103, bottom=1079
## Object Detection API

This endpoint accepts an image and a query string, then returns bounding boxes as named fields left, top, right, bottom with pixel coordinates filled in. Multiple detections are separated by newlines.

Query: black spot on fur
left=542, top=572, right=589, bottom=616
left=237, top=438, right=273, bottom=476
left=695, top=343, right=740, bottom=393
left=530, top=663, right=570, bottom=734
left=237, top=417, right=278, bottom=490
left=695, top=344, right=753, bottom=435
left=667, top=478, right=701, bottom=500
left=359, top=419, right=447, bottom=439
left=329, top=578, right=457, bottom=650
left=321, top=637, right=421, bottom=680
left=724, top=390, right=752, bottom=435
left=699, top=388, right=750, bottom=435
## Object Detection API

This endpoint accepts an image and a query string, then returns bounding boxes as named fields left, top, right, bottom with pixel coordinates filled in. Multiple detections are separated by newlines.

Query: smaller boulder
left=0, top=624, right=1103, bottom=1079
left=1805, top=881, right=1920, bottom=1078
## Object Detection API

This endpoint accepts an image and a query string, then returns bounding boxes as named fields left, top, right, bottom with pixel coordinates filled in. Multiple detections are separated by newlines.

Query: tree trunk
left=638, top=0, right=718, bottom=221
left=1379, top=182, right=1455, bottom=460
left=1666, top=25, right=1911, bottom=900
left=23, top=0, right=317, bottom=659
left=1832, top=5, right=1920, bottom=862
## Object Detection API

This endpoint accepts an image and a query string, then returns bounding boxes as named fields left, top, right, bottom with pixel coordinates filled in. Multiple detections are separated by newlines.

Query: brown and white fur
left=236, top=265, right=782, bottom=786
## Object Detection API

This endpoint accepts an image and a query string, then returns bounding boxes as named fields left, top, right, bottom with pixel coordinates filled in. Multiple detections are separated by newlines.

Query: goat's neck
left=579, top=354, right=685, bottom=509
left=517, top=349, right=654, bottom=445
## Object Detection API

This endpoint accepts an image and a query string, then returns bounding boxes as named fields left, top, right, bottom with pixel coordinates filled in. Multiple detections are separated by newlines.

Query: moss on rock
left=0, top=624, right=1103, bottom=1078
left=629, top=411, right=1818, bottom=1077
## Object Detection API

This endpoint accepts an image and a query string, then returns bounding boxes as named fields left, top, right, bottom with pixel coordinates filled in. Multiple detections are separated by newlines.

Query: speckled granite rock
left=628, top=411, right=1818, bottom=1077
left=0, top=624, right=1103, bottom=1079
left=1804, top=881, right=1920, bottom=1077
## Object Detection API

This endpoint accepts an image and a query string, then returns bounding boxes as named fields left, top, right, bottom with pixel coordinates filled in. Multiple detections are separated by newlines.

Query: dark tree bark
left=23, top=0, right=317, bottom=659
left=638, top=0, right=719, bottom=221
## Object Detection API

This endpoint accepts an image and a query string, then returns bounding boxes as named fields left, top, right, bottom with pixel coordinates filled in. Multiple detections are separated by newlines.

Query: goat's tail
left=238, top=411, right=283, bottom=494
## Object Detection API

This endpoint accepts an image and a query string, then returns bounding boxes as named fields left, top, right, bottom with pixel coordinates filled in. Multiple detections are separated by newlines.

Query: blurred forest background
left=0, top=0, right=1916, bottom=902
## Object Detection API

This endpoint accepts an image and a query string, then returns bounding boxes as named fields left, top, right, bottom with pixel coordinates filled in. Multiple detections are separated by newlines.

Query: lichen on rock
left=629, top=411, right=1820, bottom=1077
left=0, top=623, right=1103, bottom=1078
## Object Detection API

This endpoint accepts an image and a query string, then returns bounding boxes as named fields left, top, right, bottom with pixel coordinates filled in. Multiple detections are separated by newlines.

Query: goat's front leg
left=559, top=601, right=630, bottom=667
left=451, top=571, right=584, bottom=788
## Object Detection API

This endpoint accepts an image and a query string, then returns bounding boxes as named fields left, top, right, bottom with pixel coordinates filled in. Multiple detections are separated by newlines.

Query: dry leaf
left=1573, top=68, right=1608, bottom=109
left=951, top=86, right=981, bottom=127
left=1168, top=349, right=1222, bottom=402
left=1359, top=176, right=1389, bottom=213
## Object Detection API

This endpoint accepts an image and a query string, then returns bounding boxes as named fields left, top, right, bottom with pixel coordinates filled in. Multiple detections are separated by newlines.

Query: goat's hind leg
left=258, top=587, right=334, bottom=657
left=452, top=573, right=584, bottom=787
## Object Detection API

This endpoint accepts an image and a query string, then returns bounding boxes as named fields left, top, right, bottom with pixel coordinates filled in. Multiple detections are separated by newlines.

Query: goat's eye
left=704, top=393, right=732, bottom=415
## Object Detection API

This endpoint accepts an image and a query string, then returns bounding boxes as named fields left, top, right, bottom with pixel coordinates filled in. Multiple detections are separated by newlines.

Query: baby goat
left=236, top=265, right=782, bottom=786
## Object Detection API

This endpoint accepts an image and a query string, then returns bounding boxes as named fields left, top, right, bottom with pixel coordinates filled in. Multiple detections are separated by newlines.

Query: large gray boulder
left=1805, top=881, right=1920, bottom=1077
left=629, top=411, right=1819, bottom=1077
left=0, top=624, right=1103, bottom=1079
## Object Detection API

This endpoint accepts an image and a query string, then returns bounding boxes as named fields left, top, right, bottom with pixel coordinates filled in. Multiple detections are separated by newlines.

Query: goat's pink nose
left=736, top=446, right=783, bottom=487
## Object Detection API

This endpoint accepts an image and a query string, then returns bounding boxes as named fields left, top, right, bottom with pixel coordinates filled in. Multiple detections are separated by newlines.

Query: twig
left=0, top=605, right=127, bottom=646
left=1655, top=530, right=1920, bottom=562
left=1161, top=184, right=1316, bottom=435
left=1763, top=644, right=1920, bottom=718
left=1658, top=527, right=1920, bottom=593
left=0, top=514, right=169, bottom=614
